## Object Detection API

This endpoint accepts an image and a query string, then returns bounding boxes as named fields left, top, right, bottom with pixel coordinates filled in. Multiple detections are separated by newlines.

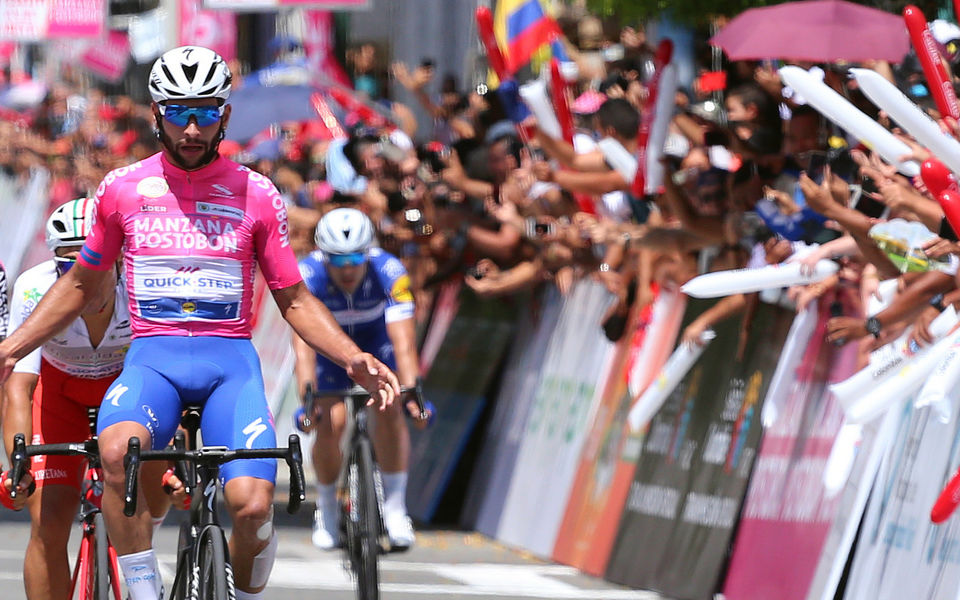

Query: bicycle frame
left=337, top=392, right=390, bottom=556
left=9, top=406, right=123, bottom=600
left=123, top=412, right=305, bottom=600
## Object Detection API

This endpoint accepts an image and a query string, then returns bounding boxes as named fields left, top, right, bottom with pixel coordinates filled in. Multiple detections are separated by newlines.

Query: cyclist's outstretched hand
left=346, top=352, right=400, bottom=410
left=0, top=469, right=35, bottom=511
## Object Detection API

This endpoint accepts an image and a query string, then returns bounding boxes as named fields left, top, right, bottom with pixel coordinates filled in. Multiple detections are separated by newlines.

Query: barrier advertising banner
left=553, top=289, right=685, bottom=575
left=203, top=0, right=368, bottom=11
left=0, top=0, right=104, bottom=41
left=464, top=287, right=564, bottom=536
left=840, top=394, right=960, bottom=600
left=496, top=281, right=616, bottom=557
left=722, top=300, right=859, bottom=600
left=407, top=287, right=516, bottom=522
left=605, top=299, right=793, bottom=600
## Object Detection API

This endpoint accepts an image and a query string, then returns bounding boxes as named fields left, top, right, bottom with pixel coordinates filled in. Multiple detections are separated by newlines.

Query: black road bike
left=301, top=384, right=428, bottom=600
left=9, top=408, right=121, bottom=600
left=123, top=405, right=306, bottom=600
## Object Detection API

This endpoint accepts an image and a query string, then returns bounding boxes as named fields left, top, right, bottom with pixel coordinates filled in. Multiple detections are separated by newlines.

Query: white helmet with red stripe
left=45, top=198, right=95, bottom=251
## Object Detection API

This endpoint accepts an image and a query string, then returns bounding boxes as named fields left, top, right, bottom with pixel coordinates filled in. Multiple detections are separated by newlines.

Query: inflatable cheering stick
left=631, top=39, right=674, bottom=198
left=475, top=7, right=509, bottom=82
left=904, top=5, right=960, bottom=120
left=853, top=68, right=960, bottom=176
left=939, top=188, right=960, bottom=237
left=921, top=158, right=958, bottom=196
left=932, top=466, right=960, bottom=523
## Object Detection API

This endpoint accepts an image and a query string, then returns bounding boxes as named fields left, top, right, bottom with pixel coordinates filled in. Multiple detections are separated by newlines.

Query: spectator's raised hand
left=924, top=236, right=960, bottom=259
left=798, top=171, right=839, bottom=216
left=532, top=160, right=555, bottom=183
left=909, top=305, right=942, bottom=348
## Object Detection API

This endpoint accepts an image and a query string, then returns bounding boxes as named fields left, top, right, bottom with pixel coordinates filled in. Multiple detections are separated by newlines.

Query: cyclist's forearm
left=292, top=334, right=318, bottom=397
left=1, top=266, right=103, bottom=362
left=274, top=283, right=363, bottom=369
left=386, top=318, right=419, bottom=388
left=2, top=373, right=36, bottom=461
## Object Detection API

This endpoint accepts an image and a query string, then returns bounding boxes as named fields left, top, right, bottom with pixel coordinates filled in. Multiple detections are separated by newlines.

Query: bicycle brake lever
left=9, top=434, right=26, bottom=499
left=123, top=437, right=141, bottom=517
left=286, top=434, right=306, bottom=515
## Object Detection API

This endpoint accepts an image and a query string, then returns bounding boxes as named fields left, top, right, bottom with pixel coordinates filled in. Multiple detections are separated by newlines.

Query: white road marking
left=0, top=549, right=658, bottom=599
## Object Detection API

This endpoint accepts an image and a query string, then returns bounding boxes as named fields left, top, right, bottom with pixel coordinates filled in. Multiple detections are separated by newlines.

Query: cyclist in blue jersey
left=295, top=207, right=420, bottom=551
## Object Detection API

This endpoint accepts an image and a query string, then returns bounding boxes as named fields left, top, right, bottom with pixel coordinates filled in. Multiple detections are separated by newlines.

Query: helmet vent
left=182, top=63, right=199, bottom=83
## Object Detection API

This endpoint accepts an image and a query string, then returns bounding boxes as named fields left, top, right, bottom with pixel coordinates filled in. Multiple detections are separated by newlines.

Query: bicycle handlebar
left=123, top=435, right=306, bottom=517
left=301, top=381, right=432, bottom=423
left=6, top=433, right=78, bottom=499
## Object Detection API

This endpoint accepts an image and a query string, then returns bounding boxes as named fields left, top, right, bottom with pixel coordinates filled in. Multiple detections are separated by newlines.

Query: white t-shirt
left=9, top=260, right=131, bottom=378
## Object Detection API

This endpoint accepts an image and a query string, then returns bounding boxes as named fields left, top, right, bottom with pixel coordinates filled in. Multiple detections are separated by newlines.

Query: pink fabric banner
left=303, top=10, right=351, bottom=87
left=0, top=0, right=104, bottom=40
left=80, top=30, right=130, bottom=82
left=722, top=299, right=860, bottom=600
left=178, top=0, right=236, bottom=63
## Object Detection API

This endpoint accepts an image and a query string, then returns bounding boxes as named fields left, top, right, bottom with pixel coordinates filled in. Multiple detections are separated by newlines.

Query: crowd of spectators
left=5, top=7, right=960, bottom=369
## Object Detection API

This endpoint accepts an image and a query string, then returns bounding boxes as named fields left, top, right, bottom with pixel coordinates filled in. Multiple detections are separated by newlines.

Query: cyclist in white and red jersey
left=0, top=46, right=399, bottom=600
left=2, top=198, right=171, bottom=600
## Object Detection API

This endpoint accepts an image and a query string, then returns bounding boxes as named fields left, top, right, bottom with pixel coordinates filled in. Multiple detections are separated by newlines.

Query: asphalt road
left=0, top=511, right=664, bottom=600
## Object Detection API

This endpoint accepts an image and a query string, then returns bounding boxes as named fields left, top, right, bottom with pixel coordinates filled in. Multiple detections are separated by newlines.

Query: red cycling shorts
left=30, top=359, right=117, bottom=491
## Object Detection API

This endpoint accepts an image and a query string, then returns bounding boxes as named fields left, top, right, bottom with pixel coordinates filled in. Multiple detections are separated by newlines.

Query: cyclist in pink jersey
left=0, top=46, right=400, bottom=600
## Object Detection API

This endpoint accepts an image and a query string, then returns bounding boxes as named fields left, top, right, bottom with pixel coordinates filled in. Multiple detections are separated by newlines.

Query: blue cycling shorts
left=97, top=336, right=277, bottom=484
left=314, top=328, right=396, bottom=394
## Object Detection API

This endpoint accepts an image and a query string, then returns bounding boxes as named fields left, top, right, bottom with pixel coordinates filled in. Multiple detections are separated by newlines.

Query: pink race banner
left=722, top=297, right=860, bottom=600
left=202, top=0, right=368, bottom=10
left=0, top=0, right=104, bottom=40
left=179, top=0, right=236, bottom=63
left=80, top=30, right=130, bottom=82
left=303, top=10, right=351, bottom=87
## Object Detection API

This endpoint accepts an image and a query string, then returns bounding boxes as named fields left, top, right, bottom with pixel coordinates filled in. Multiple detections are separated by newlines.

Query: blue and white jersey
left=298, top=247, right=415, bottom=340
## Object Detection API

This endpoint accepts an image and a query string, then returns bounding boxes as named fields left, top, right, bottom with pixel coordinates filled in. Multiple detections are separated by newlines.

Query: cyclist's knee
left=98, top=423, right=152, bottom=487
left=224, top=477, right=274, bottom=529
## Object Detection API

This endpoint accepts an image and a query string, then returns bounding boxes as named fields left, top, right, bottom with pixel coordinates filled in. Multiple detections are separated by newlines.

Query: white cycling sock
left=117, top=549, right=163, bottom=600
left=381, top=471, right=408, bottom=517
left=235, top=590, right=263, bottom=600
left=316, top=482, right=337, bottom=515
left=151, top=511, right=168, bottom=538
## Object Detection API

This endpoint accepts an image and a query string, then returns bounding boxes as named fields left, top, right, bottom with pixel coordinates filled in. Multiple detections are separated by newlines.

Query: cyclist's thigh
left=200, top=339, right=277, bottom=484
left=96, top=341, right=184, bottom=449
left=32, top=361, right=110, bottom=491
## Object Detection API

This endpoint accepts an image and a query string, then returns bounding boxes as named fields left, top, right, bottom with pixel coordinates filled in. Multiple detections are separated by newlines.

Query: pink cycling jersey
left=78, top=152, right=302, bottom=338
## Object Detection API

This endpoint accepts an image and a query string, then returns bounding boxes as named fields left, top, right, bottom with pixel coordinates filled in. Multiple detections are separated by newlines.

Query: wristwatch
left=865, top=316, right=882, bottom=339
left=930, top=293, right=946, bottom=312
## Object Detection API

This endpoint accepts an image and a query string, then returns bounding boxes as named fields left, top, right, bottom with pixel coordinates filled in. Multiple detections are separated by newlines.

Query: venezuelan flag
left=493, top=0, right=567, bottom=75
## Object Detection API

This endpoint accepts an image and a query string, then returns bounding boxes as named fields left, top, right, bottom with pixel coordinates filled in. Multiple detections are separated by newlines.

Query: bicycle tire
left=348, top=436, right=380, bottom=600
left=93, top=512, right=112, bottom=600
left=196, top=525, right=232, bottom=600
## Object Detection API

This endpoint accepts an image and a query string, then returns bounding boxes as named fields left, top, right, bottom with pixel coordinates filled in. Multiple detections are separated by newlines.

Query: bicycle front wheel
left=345, top=436, right=381, bottom=600
left=92, top=512, right=114, bottom=600
left=197, top=526, right=233, bottom=600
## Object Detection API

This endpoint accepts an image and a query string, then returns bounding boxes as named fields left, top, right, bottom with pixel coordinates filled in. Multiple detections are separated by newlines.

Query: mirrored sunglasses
left=159, top=104, right=222, bottom=127
left=327, top=252, right=366, bottom=267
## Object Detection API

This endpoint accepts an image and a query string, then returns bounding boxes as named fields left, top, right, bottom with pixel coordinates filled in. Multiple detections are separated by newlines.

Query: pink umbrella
left=710, top=0, right=910, bottom=63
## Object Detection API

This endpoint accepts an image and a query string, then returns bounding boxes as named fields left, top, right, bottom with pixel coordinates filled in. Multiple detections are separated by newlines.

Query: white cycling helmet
left=148, top=46, right=232, bottom=105
left=315, top=208, right=374, bottom=255
left=46, top=198, right=96, bottom=251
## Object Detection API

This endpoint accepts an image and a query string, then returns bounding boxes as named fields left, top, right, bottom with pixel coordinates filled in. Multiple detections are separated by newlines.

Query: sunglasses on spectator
left=159, top=104, right=223, bottom=127
left=54, top=256, right=76, bottom=277
left=327, top=252, right=367, bottom=267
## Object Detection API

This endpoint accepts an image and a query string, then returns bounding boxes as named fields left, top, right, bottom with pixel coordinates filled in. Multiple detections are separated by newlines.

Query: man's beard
left=157, top=123, right=222, bottom=169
